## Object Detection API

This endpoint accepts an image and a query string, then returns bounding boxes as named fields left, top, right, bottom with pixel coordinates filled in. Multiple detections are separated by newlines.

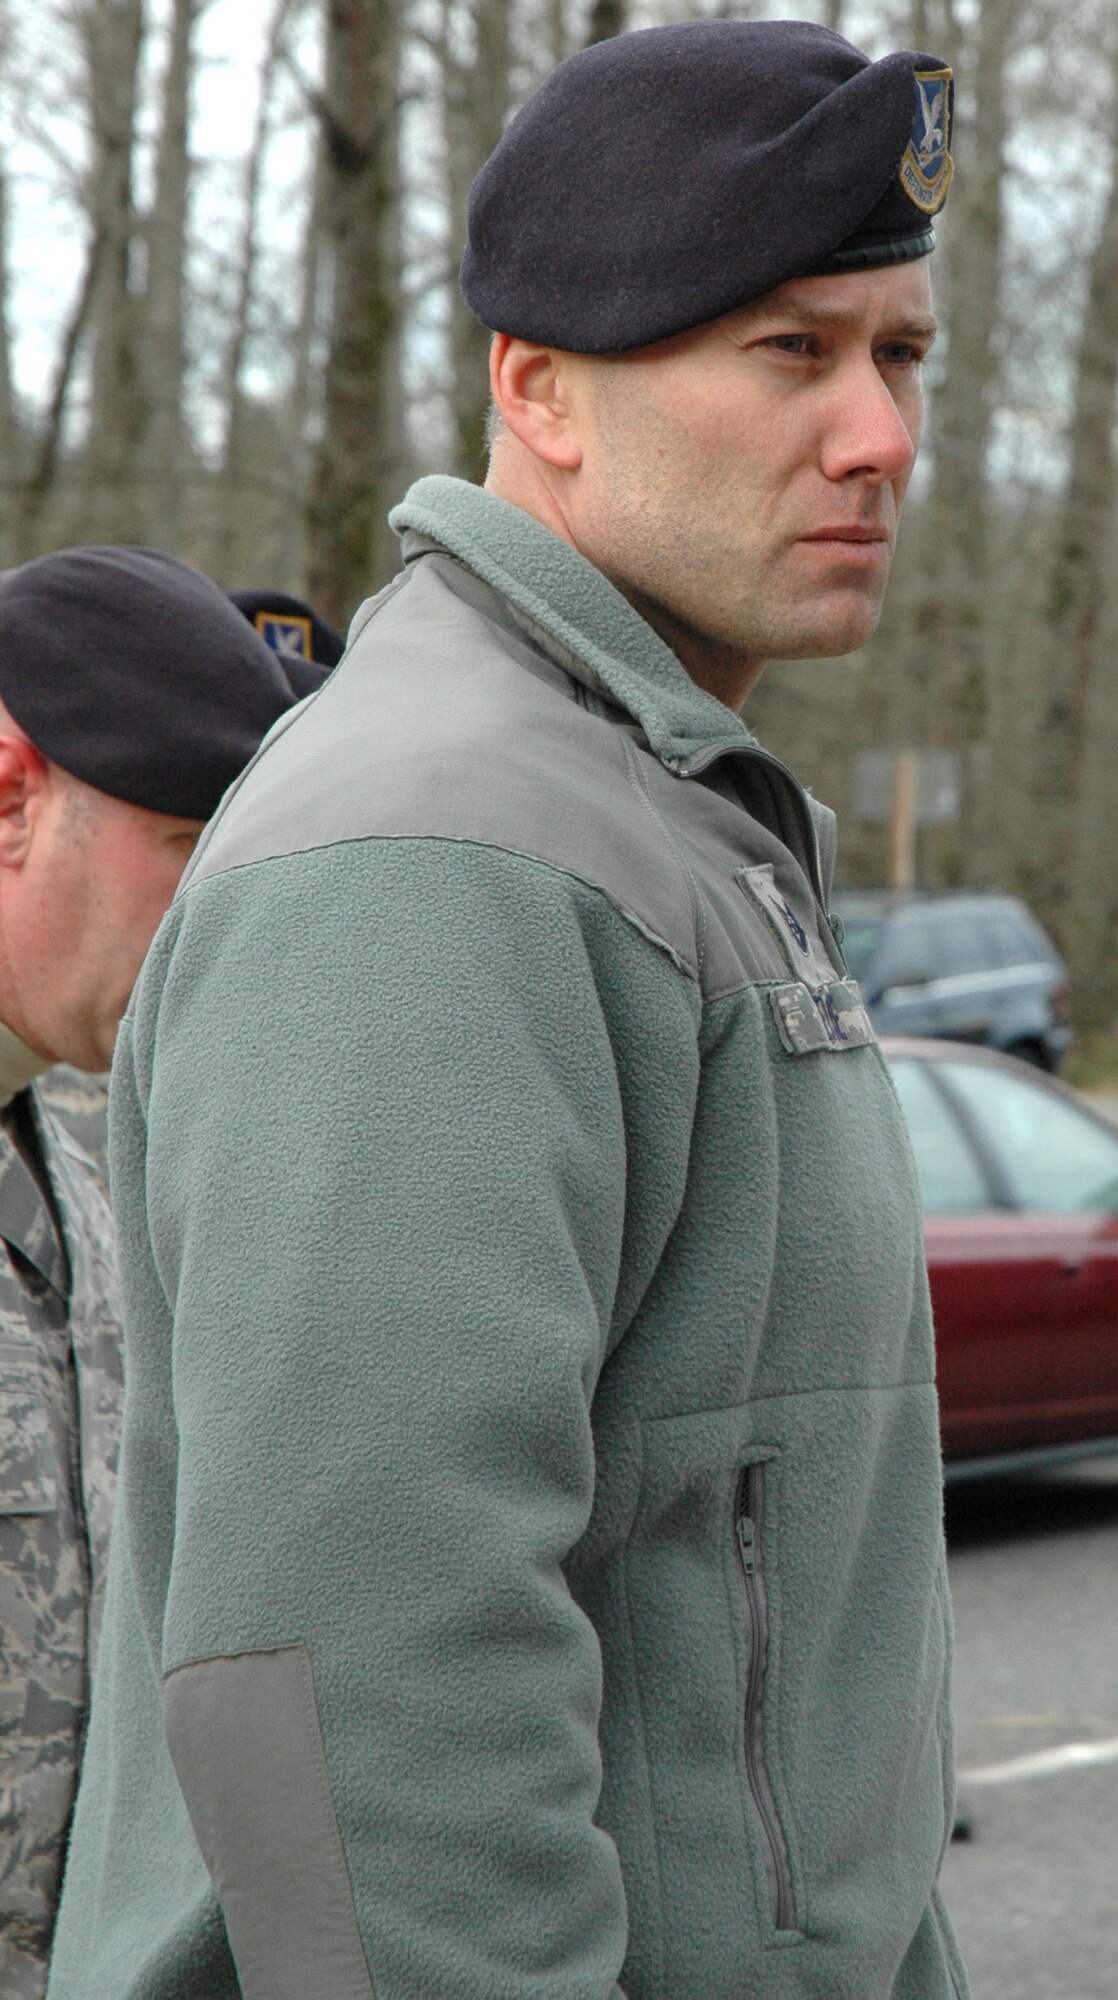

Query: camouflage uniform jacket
left=0, top=1087, right=122, bottom=1998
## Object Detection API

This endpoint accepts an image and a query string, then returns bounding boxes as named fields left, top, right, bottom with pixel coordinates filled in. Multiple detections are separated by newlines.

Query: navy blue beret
left=461, top=20, right=954, bottom=352
left=229, top=588, right=345, bottom=669
left=0, top=546, right=304, bottom=819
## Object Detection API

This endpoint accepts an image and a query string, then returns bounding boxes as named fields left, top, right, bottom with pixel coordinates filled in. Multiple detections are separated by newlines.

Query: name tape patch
left=770, top=979, right=876, bottom=1057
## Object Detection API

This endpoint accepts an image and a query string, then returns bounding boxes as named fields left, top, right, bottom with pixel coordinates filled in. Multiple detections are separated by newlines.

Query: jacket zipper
left=675, top=739, right=826, bottom=908
left=735, top=1463, right=797, bottom=1932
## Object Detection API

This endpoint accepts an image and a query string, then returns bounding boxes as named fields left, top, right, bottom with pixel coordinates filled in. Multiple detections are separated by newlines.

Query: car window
left=986, top=907, right=1042, bottom=969
left=836, top=919, right=882, bottom=983
left=938, top=1060, right=1118, bottom=1213
left=929, top=911, right=993, bottom=978
left=872, top=913, right=939, bottom=988
left=888, top=1059, right=991, bottom=1214
left=995, top=901, right=1061, bottom=967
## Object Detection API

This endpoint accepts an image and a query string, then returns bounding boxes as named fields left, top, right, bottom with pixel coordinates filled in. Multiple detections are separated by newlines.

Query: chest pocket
left=0, top=1341, right=58, bottom=1514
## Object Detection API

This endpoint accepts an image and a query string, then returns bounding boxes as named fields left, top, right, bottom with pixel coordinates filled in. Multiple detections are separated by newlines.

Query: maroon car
left=883, top=1037, right=1118, bottom=1475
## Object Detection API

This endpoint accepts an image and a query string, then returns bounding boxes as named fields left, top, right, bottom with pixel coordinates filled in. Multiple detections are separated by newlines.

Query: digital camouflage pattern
left=0, top=1087, right=122, bottom=1998
left=768, top=976, right=877, bottom=1057
left=38, top=1070, right=110, bottom=1196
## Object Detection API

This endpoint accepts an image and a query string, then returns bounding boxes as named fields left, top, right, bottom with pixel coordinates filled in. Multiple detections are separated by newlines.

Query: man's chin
left=772, top=591, right=886, bottom=662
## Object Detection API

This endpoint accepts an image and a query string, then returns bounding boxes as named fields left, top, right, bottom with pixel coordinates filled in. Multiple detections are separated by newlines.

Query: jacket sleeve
left=117, top=835, right=697, bottom=2000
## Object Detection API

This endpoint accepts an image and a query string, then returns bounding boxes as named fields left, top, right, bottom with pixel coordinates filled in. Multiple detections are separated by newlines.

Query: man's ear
left=0, top=735, right=48, bottom=869
left=489, top=335, right=585, bottom=470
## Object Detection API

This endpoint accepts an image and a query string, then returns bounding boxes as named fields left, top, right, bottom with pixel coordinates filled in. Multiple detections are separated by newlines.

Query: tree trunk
left=546, top=0, right=569, bottom=69
left=909, top=2, right=959, bottom=63
left=443, top=0, right=512, bottom=484
left=585, top=0, right=625, bottom=46
left=305, top=0, right=401, bottom=626
left=1027, top=58, right=1118, bottom=987
left=80, top=0, right=148, bottom=543
left=281, top=116, right=328, bottom=592
left=917, top=0, right=1012, bottom=740
left=209, top=0, right=300, bottom=580
left=16, top=233, right=105, bottom=558
left=882, top=0, right=1011, bottom=888
left=0, top=159, right=21, bottom=567
left=139, top=0, right=203, bottom=551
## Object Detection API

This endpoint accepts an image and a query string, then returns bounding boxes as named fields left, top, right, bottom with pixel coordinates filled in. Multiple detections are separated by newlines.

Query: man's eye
left=765, top=334, right=813, bottom=355
left=878, top=343, right=922, bottom=366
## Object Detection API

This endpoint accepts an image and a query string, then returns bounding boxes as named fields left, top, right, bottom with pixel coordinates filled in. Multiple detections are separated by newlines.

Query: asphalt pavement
left=940, top=1460, right=1118, bottom=1999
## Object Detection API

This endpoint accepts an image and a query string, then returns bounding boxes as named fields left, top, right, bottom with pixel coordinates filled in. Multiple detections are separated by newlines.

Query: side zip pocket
left=735, top=1462, right=797, bottom=1933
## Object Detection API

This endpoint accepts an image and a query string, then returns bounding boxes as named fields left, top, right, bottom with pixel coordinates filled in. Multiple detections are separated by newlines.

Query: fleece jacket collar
left=389, top=476, right=757, bottom=772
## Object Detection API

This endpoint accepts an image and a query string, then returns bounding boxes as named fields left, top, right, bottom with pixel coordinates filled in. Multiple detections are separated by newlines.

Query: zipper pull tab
left=736, top=1513, right=757, bottom=1574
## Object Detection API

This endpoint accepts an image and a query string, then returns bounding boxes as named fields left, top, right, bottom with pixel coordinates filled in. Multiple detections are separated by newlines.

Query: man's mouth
left=800, top=526, right=890, bottom=544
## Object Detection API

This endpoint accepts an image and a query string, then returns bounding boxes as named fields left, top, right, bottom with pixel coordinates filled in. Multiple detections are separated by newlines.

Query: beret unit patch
left=254, top=611, right=314, bottom=659
left=899, top=68, right=954, bottom=215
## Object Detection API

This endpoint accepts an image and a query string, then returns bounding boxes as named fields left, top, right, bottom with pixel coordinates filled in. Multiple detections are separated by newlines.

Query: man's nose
left=820, top=363, right=919, bottom=485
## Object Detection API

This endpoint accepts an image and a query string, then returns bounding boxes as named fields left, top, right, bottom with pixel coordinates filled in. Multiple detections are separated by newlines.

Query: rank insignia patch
left=899, top=67, right=954, bottom=215
left=255, top=611, right=313, bottom=659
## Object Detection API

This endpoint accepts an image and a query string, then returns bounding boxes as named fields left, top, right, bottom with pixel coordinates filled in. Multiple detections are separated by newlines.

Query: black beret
left=229, top=588, right=345, bottom=668
left=460, top=20, right=954, bottom=353
left=0, top=546, right=303, bottom=819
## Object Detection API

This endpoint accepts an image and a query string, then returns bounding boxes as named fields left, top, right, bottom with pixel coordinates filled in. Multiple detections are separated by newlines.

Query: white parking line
left=960, top=1736, right=1118, bottom=1787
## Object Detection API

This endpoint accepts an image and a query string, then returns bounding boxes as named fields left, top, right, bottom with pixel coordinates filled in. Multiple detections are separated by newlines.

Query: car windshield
left=837, top=919, right=882, bottom=982
left=938, top=1059, right=1118, bottom=1213
left=887, top=1058, right=990, bottom=1213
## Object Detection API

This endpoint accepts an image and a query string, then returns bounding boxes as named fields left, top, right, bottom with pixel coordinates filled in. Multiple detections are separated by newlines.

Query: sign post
left=852, top=750, right=962, bottom=889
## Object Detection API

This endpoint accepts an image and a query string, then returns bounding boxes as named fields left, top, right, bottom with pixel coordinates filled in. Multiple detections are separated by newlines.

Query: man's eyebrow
left=883, top=314, right=940, bottom=343
left=732, top=297, right=940, bottom=341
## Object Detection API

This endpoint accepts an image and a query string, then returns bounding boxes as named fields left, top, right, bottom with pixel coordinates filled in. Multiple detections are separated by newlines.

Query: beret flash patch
left=255, top=610, right=313, bottom=658
left=899, top=68, right=954, bottom=214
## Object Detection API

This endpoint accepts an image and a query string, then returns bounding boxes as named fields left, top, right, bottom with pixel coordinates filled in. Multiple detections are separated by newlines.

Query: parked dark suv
left=831, top=890, right=1072, bottom=1071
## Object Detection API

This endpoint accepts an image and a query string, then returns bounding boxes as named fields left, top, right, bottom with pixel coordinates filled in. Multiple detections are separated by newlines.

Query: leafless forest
left=2, top=0, right=1118, bottom=1033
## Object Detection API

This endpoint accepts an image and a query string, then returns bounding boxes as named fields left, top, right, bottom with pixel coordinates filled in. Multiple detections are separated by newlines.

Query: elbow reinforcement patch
left=163, top=1642, right=377, bottom=2000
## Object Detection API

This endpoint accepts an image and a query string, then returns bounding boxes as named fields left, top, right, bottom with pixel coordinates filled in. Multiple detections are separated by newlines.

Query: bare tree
left=1026, top=47, right=1118, bottom=971
left=0, top=161, right=20, bottom=567
left=14, top=243, right=105, bottom=558
left=276, top=110, right=330, bottom=589
left=139, top=0, right=208, bottom=550
left=440, top=0, right=512, bottom=483
left=912, top=0, right=1014, bottom=749
left=544, top=0, right=572, bottom=67
left=0, top=0, right=20, bottom=563
left=79, top=0, right=148, bottom=542
left=585, top=0, right=625, bottom=43
left=305, top=0, right=403, bottom=625
left=211, top=0, right=302, bottom=575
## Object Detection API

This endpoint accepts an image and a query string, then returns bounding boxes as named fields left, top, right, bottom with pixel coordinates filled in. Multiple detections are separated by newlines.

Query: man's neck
left=599, top=578, right=767, bottom=714
left=0, top=1018, right=51, bottom=1110
left=484, top=464, right=766, bottom=715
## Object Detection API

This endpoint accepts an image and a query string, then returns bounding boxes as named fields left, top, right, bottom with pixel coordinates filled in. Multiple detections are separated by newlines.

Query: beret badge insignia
left=899, top=68, right=954, bottom=215
left=254, top=610, right=313, bottom=658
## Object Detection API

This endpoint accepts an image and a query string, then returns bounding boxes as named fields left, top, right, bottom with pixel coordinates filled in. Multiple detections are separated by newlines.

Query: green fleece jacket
left=49, top=479, right=968, bottom=2000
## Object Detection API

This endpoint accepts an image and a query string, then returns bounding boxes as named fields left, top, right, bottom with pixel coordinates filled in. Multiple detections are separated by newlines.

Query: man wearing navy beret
left=229, top=586, right=346, bottom=694
left=51, top=23, right=969, bottom=2000
left=0, top=546, right=320, bottom=1997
